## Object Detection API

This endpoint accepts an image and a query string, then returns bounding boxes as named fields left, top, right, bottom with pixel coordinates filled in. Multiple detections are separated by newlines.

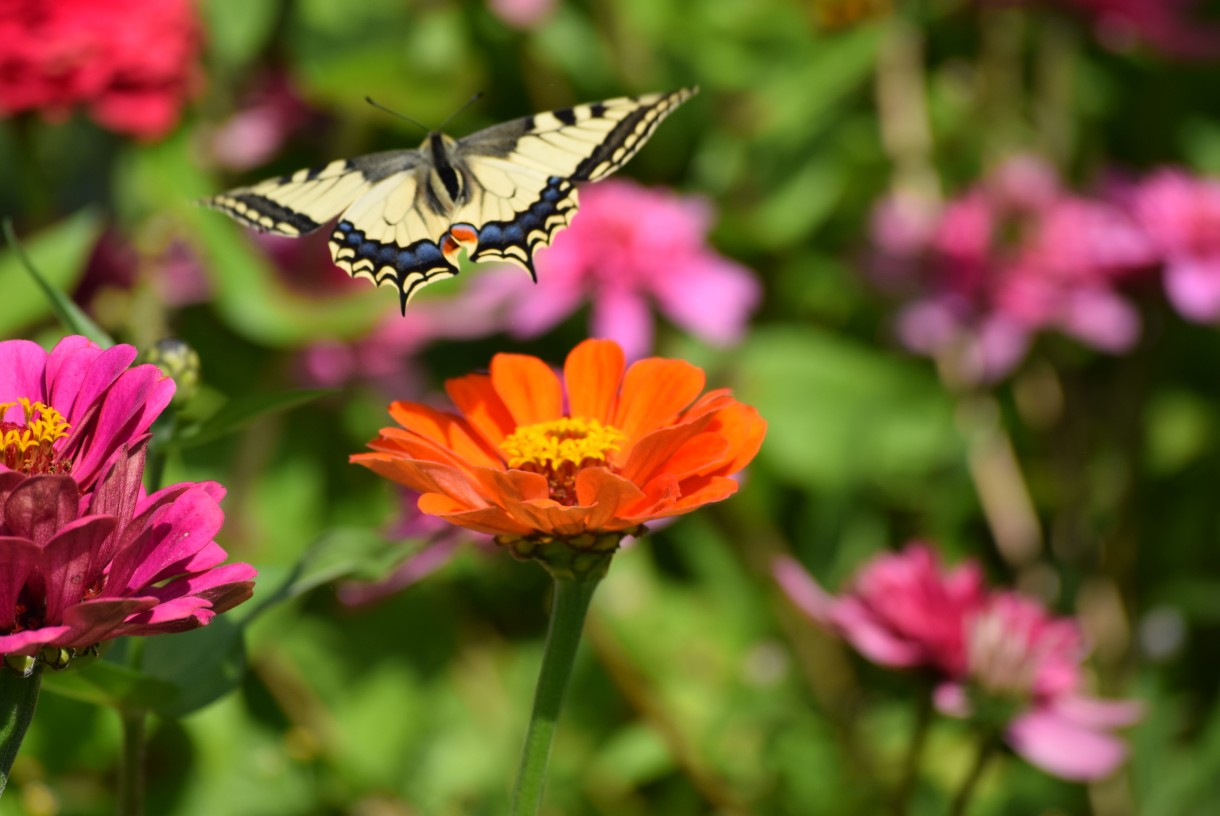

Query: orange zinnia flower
left=352, top=339, right=765, bottom=546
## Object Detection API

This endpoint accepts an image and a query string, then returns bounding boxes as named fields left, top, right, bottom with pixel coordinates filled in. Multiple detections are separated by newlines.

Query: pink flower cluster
left=0, top=336, right=255, bottom=659
left=871, top=158, right=1220, bottom=382
left=774, top=543, right=1141, bottom=781
left=983, top=0, right=1220, bottom=58
left=0, top=0, right=201, bottom=139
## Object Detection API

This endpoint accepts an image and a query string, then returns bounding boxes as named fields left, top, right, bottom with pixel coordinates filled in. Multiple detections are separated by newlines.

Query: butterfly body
left=204, top=87, right=698, bottom=312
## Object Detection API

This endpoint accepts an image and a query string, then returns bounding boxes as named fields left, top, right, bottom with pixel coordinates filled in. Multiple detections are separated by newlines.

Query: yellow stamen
left=500, top=417, right=625, bottom=470
left=1, top=398, right=71, bottom=474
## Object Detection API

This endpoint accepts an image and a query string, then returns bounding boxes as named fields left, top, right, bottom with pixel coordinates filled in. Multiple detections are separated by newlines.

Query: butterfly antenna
left=364, top=96, right=429, bottom=134
left=439, top=91, right=485, bottom=131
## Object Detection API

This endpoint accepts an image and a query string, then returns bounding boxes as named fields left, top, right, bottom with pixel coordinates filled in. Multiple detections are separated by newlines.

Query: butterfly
left=203, top=87, right=698, bottom=313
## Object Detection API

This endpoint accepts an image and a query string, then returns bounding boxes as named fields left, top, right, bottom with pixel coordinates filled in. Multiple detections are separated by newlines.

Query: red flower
left=0, top=0, right=201, bottom=139
left=352, top=339, right=765, bottom=542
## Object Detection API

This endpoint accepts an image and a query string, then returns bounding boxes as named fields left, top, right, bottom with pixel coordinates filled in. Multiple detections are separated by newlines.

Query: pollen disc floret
left=1, top=398, right=72, bottom=475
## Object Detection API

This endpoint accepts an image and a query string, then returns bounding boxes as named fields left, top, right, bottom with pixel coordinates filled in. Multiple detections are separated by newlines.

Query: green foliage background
left=3, top=0, right=1220, bottom=813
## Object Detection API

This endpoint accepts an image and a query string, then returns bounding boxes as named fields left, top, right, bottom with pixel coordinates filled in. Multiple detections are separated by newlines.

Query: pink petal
left=0, top=536, right=41, bottom=630
left=0, top=626, right=75, bottom=656
left=0, top=340, right=51, bottom=406
left=591, top=288, right=654, bottom=361
left=772, top=555, right=837, bottom=625
left=651, top=255, right=761, bottom=346
left=41, top=514, right=117, bottom=622
left=4, top=475, right=79, bottom=547
left=1006, top=707, right=1131, bottom=781
left=1164, top=257, right=1220, bottom=322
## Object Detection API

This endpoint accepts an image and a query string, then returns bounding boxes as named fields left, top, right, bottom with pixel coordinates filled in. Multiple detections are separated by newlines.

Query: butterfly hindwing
left=203, top=87, right=697, bottom=312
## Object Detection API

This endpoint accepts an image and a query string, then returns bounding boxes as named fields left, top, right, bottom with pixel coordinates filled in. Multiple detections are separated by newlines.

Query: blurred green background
left=3, top=0, right=1220, bottom=813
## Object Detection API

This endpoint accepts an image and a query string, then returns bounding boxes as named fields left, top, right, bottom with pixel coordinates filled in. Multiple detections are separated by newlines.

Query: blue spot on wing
left=470, top=176, right=577, bottom=279
left=330, top=219, right=458, bottom=314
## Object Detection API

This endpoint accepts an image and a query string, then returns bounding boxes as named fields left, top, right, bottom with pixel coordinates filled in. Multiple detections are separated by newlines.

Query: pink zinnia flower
left=473, top=179, right=762, bottom=361
left=773, top=543, right=987, bottom=677
left=0, top=0, right=201, bottom=139
left=869, top=156, right=1153, bottom=382
left=777, top=542, right=1140, bottom=782
left=0, top=336, right=255, bottom=658
left=1132, top=169, right=1220, bottom=322
left=937, top=592, right=1143, bottom=781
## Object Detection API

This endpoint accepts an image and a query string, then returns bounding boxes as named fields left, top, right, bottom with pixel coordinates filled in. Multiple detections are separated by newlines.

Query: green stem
left=949, top=732, right=999, bottom=816
left=117, top=709, right=146, bottom=816
left=510, top=568, right=606, bottom=816
left=894, top=686, right=934, bottom=815
left=0, top=658, right=44, bottom=798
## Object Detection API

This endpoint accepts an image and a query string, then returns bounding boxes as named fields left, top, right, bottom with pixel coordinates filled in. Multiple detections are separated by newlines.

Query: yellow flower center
left=500, top=417, right=625, bottom=505
left=1, top=398, right=72, bottom=475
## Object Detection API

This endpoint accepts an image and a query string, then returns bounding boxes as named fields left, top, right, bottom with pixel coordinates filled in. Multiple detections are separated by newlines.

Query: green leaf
left=173, top=388, right=335, bottom=449
left=0, top=211, right=105, bottom=338
left=136, top=618, right=249, bottom=718
left=733, top=325, right=960, bottom=490
left=40, top=657, right=178, bottom=712
left=245, top=527, right=404, bottom=620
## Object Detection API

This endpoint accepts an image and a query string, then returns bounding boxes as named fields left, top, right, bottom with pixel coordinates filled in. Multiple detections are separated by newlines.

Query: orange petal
left=446, top=373, right=517, bottom=449
left=618, top=414, right=715, bottom=485
left=366, top=429, right=481, bottom=473
left=352, top=455, right=488, bottom=508
left=517, top=502, right=593, bottom=537
left=418, top=493, right=535, bottom=536
left=614, top=358, right=706, bottom=447
left=618, top=472, right=683, bottom=520
left=564, top=339, right=625, bottom=424
left=656, top=432, right=732, bottom=481
left=470, top=467, right=551, bottom=505
left=574, top=467, right=647, bottom=530
left=710, top=404, right=767, bottom=475
left=386, top=402, right=501, bottom=467
left=491, top=352, right=564, bottom=426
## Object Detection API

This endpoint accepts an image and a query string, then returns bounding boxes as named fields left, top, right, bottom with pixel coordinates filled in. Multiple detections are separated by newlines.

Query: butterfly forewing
left=202, top=87, right=698, bottom=312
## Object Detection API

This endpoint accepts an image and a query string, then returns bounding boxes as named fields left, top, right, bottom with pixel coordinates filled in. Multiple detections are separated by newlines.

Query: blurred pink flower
left=937, top=592, right=1142, bottom=781
left=778, top=542, right=1140, bottom=782
left=487, top=0, right=557, bottom=29
left=0, top=336, right=255, bottom=659
left=773, top=543, right=987, bottom=677
left=0, top=0, right=201, bottom=139
left=1132, top=169, right=1220, bottom=322
left=984, top=0, right=1220, bottom=57
left=870, top=156, right=1154, bottom=382
left=473, top=179, right=762, bottom=361
left=206, top=72, right=315, bottom=172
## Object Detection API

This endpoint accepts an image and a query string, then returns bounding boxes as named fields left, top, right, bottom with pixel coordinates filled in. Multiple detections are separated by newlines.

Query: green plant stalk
left=510, top=569, right=605, bottom=816
left=117, top=709, right=146, bottom=816
left=0, top=659, right=44, bottom=798
left=949, top=731, right=999, bottom=816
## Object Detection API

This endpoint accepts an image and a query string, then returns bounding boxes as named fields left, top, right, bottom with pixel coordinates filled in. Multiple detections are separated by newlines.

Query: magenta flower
left=0, top=0, right=202, bottom=139
left=1132, top=169, right=1220, bottom=322
left=472, top=179, right=762, bottom=360
left=774, top=543, right=986, bottom=677
left=1, top=336, right=173, bottom=492
left=937, top=592, right=1142, bottom=781
left=982, top=0, right=1220, bottom=58
left=777, top=543, right=1140, bottom=782
left=869, top=156, right=1154, bottom=382
left=0, top=336, right=255, bottom=658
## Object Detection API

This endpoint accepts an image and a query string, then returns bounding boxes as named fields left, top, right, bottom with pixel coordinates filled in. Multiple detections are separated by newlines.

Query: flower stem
left=895, top=686, right=934, bottom=815
left=117, top=709, right=147, bottom=816
left=510, top=568, right=606, bottom=815
left=0, top=658, right=43, bottom=798
left=950, top=732, right=999, bottom=816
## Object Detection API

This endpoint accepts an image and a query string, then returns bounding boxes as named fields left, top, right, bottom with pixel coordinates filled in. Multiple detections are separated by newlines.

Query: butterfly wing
left=451, top=87, right=698, bottom=273
left=202, top=151, right=423, bottom=237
